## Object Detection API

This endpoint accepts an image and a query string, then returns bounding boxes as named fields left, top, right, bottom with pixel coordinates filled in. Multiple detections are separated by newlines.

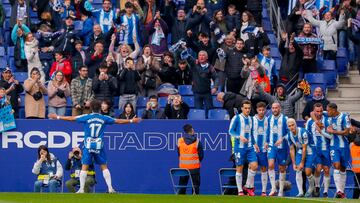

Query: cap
left=2, top=67, right=12, bottom=73
left=276, top=83, right=286, bottom=89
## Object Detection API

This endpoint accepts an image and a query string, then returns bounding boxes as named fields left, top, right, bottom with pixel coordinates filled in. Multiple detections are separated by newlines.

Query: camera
left=197, top=6, right=202, bottom=11
left=73, top=150, right=80, bottom=158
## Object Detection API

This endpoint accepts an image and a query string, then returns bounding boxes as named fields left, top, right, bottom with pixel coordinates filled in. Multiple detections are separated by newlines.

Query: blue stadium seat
left=30, top=10, right=37, bottom=18
left=7, top=46, right=14, bottom=57
left=93, top=0, right=103, bottom=4
left=212, top=96, right=222, bottom=108
left=270, top=47, right=281, bottom=59
left=182, top=96, right=194, bottom=108
left=208, top=109, right=229, bottom=120
left=0, top=47, right=5, bottom=56
left=320, top=60, right=337, bottom=88
left=304, top=73, right=326, bottom=85
left=113, top=96, right=119, bottom=108
left=187, top=109, right=206, bottom=120
left=114, top=109, right=122, bottom=118
left=274, top=59, right=281, bottom=73
left=158, top=96, right=168, bottom=108
left=4, top=6, right=11, bottom=18
left=268, top=33, right=277, bottom=45
left=136, top=96, right=148, bottom=108
left=137, top=108, right=145, bottom=117
left=337, top=47, right=348, bottom=58
left=19, top=108, right=25, bottom=118
left=178, top=85, right=193, bottom=96
left=66, top=97, right=72, bottom=107
left=65, top=108, right=72, bottom=116
left=20, top=94, right=25, bottom=107
left=336, top=48, right=348, bottom=76
left=9, top=58, right=15, bottom=70
left=13, top=72, right=27, bottom=83
left=0, top=58, right=8, bottom=69
left=4, top=19, right=10, bottom=31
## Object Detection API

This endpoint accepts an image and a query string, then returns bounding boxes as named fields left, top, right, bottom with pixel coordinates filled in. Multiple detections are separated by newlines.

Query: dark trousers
left=323, top=50, right=337, bottom=60
left=301, top=59, right=318, bottom=74
left=194, top=93, right=213, bottom=117
left=178, top=172, right=200, bottom=195
left=353, top=172, right=360, bottom=199
left=226, top=78, right=245, bottom=94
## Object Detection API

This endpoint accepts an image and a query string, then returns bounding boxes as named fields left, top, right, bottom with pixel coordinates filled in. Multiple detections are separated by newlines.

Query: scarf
left=142, top=55, right=151, bottom=65
left=312, top=95, right=324, bottom=101
left=353, top=14, right=360, bottom=32
left=294, top=37, right=323, bottom=45
left=17, top=3, right=27, bottom=20
left=151, top=27, right=165, bottom=46
left=240, top=22, right=249, bottom=41
left=242, top=26, right=260, bottom=37
left=200, top=63, right=209, bottom=71
left=121, top=14, right=137, bottom=44
left=99, top=9, right=114, bottom=33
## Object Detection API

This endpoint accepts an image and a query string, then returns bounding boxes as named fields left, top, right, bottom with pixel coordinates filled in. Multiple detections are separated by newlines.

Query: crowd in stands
left=0, top=0, right=358, bottom=121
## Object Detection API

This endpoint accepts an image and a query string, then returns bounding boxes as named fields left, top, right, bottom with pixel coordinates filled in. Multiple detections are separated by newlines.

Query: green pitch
left=0, top=193, right=358, bottom=203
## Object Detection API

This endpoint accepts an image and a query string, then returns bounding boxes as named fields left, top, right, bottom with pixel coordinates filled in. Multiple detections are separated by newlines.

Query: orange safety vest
left=178, top=137, right=200, bottom=169
left=257, top=75, right=271, bottom=93
left=351, top=144, right=360, bottom=173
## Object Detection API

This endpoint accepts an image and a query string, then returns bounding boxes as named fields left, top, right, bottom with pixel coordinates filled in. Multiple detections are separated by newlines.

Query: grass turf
left=0, top=193, right=358, bottom=203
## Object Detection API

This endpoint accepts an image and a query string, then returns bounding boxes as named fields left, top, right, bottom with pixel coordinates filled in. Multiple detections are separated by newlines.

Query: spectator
left=118, top=102, right=136, bottom=119
left=279, top=32, right=303, bottom=84
left=49, top=51, right=73, bottom=84
left=349, top=126, right=360, bottom=199
left=79, top=13, right=94, bottom=47
left=24, top=32, right=45, bottom=83
left=32, top=145, right=63, bottom=193
left=0, top=3, right=4, bottom=45
left=140, top=0, right=157, bottom=44
left=117, top=2, right=142, bottom=48
left=118, top=57, right=141, bottom=111
left=0, top=68, right=24, bottom=118
left=141, top=95, right=166, bottom=119
left=186, top=32, right=216, bottom=64
left=71, top=66, right=94, bottom=116
left=86, top=41, right=106, bottom=78
left=240, top=11, right=256, bottom=42
left=100, top=54, right=118, bottom=77
left=92, top=0, right=118, bottom=33
left=47, top=70, right=71, bottom=117
left=71, top=40, right=86, bottom=78
left=10, top=0, right=32, bottom=28
left=302, top=87, right=329, bottom=120
left=244, top=26, right=270, bottom=56
left=0, top=86, right=10, bottom=108
left=210, top=10, right=228, bottom=44
left=146, top=11, right=169, bottom=56
left=24, top=68, right=47, bottom=119
left=303, top=9, right=346, bottom=60
left=164, top=2, right=187, bottom=44
left=348, top=18, right=360, bottom=75
left=177, top=124, right=204, bottom=194
left=286, top=0, right=307, bottom=35
left=175, top=59, right=192, bottom=86
left=52, top=16, right=77, bottom=56
left=100, top=100, right=113, bottom=116
left=258, top=46, right=278, bottom=92
left=37, top=11, right=56, bottom=31
left=165, top=94, right=190, bottom=119
left=11, top=21, right=31, bottom=72
left=88, top=24, right=115, bottom=53
left=92, top=65, right=118, bottom=103
left=65, top=147, right=95, bottom=193
left=185, top=50, right=218, bottom=114
left=159, top=52, right=177, bottom=85
left=216, top=91, right=247, bottom=118
left=186, top=0, right=211, bottom=37
left=60, top=0, right=75, bottom=19
left=136, top=45, right=161, bottom=97
left=225, top=4, right=240, bottom=35
left=246, top=0, right=262, bottom=25
left=255, top=83, right=303, bottom=118
left=298, top=23, right=318, bottom=73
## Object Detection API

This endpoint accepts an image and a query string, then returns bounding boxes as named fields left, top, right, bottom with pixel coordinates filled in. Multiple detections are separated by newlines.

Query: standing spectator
left=225, top=4, right=240, bottom=35
left=186, top=0, right=211, bottom=37
left=88, top=24, right=115, bottom=53
left=302, top=87, right=329, bottom=120
left=286, top=0, right=307, bottom=35
left=303, top=9, right=346, bottom=60
left=71, top=66, right=94, bottom=116
left=79, top=13, right=94, bottom=47
left=210, top=10, right=229, bottom=44
left=240, top=11, right=256, bottom=42
left=175, top=59, right=192, bottom=86
left=118, top=102, right=136, bottom=119
left=11, top=21, right=31, bottom=72
left=164, top=1, right=187, bottom=44
left=177, top=124, right=204, bottom=194
left=47, top=70, right=71, bottom=116
left=49, top=51, right=73, bottom=84
left=165, top=94, right=190, bottom=119
left=136, top=45, right=161, bottom=97
left=117, top=2, right=142, bottom=48
left=298, top=23, right=319, bottom=73
left=158, top=52, right=177, bottom=85
left=86, top=41, right=106, bottom=78
left=244, top=26, right=270, bottom=56
left=52, top=16, right=77, bottom=56
left=118, top=57, right=141, bottom=111
left=100, top=54, right=118, bottom=77
left=348, top=18, right=360, bottom=75
left=32, top=145, right=63, bottom=193
left=24, top=32, right=45, bottom=83
left=146, top=11, right=169, bottom=56
left=59, top=0, right=75, bottom=20
left=246, top=0, right=262, bottom=25
left=258, top=46, right=278, bottom=92
left=24, top=68, right=47, bottom=119
left=216, top=92, right=247, bottom=119
left=92, top=0, right=118, bottom=33
left=140, top=0, right=157, bottom=44
left=350, top=126, right=360, bottom=199
left=141, top=95, right=166, bottom=119
left=10, top=0, right=32, bottom=28
left=186, top=32, right=216, bottom=64
left=0, top=68, right=24, bottom=118
left=92, top=65, right=118, bottom=103
left=71, top=40, right=86, bottom=78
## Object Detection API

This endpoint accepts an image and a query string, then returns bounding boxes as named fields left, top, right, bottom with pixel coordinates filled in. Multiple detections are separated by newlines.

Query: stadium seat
left=304, top=73, right=326, bottom=85
left=66, top=97, right=72, bottom=107
left=274, top=59, right=281, bottom=72
left=136, top=97, right=148, bottom=108
left=178, top=85, right=193, bottom=96
left=19, top=108, right=25, bottom=118
left=336, top=47, right=348, bottom=76
left=182, top=96, right=194, bottom=108
left=13, top=72, right=27, bottom=83
left=8, top=58, right=15, bottom=71
left=4, top=7, right=11, bottom=18
left=169, top=168, right=195, bottom=195
left=113, top=96, right=119, bottom=108
left=93, top=0, right=103, bottom=4
left=212, top=96, right=222, bottom=108
left=7, top=46, right=14, bottom=57
left=114, top=109, right=122, bottom=118
left=187, top=109, right=206, bottom=120
left=270, top=47, right=281, bottom=59
left=158, top=96, right=168, bottom=108
left=65, top=108, right=72, bottom=116
left=137, top=108, right=145, bottom=117
left=268, top=33, right=277, bottom=45
left=208, top=109, right=229, bottom=120
left=4, top=19, right=10, bottom=31
left=218, top=168, right=237, bottom=195
left=320, top=60, right=337, bottom=89
left=20, top=94, right=25, bottom=107
left=0, top=47, right=5, bottom=57
left=2, top=0, right=10, bottom=4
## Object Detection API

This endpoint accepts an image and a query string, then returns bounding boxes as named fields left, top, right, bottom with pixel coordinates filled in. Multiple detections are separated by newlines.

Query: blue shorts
left=314, top=149, right=331, bottom=167
left=82, top=148, right=107, bottom=165
left=267, top=146, right=287, bottom=166
left=257, top=152, right=268, bottom=167
left=295, top=152, right=315, bottom=169
left=234, top=147, right=258, bottom=166
left=330, top=147, right=350, bottom=168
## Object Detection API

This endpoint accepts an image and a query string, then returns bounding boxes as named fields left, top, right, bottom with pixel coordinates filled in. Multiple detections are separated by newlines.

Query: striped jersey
left=267, top=113, right=288, bottom=149
left=329, top=112, right=351, bottom=149
left=229, top=113, right=254, bottom=149
left=252, top=115, right=268, bottom=152
left=305, top=116, right=332, bottom=151
left=286, top=127, right=315, bottom=155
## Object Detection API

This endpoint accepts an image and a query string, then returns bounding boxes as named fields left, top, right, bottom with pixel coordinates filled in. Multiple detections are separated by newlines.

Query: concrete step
left=336, top=84, right=360, bottom=98
left=349, top=70, right=359, bottom=75
left=339, top=75, right=360, bottom=84
left=349, top=111, right=360, bottom=121
left=327, top=98, right=360, bottom=111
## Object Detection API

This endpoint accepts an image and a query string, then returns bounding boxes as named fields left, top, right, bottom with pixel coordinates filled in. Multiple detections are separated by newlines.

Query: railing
left=266, top=0, right=286, bottom=44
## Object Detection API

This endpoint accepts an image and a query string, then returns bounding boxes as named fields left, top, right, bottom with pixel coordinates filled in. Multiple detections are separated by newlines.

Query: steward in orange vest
left=177, top=124, right=204, bottom=194
left=349, top=123, right=360, bottom=199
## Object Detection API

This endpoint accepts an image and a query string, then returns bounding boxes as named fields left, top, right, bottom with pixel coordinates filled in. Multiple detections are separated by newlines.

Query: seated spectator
left=92, top=65, right=118, bottom=103
left=165, top=94, right=190, bottom=119
left=348, top=18, right=360, bottom=75
left=79, top=13, right=94, bottom=47
left=118, top=57, right=141, bottom=111
left=71, top=40, right=86, bottom=78
left=159, top=52, right=177, bottom=85
left=0, top=68, right=24, bottom=118
left=71, top=66, right=94, bottom=116
left=32, top=145, right=63, bottom=193
left=100, top=100, right=114, bottom=116
left=11, top=21, right=31, bottom=72
left=297, top=23, right=319, bottom=73
left=52, top=16, right=77, bottom=56
left=86, top=41, right=106, bottom=78
left=257, top=46, right=277, bottom=92
left=118, top=102, right=136, bottom=119
left=175, top=59, right=192, bottom=86
left=302, top=87, right=329, bottom=120
left=303, top=9, right=345, bottom=60
left=216, top=92, right=247, bottom=118
left=50, top=51, right=73, bottom=84
left=47, top=71, right=71, bottom=117
left=25, top=32, right=45, bottom=83
left=141, top=95, right=166, bottom=119
left=65, top=147, right=95, bottom=193
left=146, top=11, right=169, bottom=56
left=24, top=68, right=47, bottom=119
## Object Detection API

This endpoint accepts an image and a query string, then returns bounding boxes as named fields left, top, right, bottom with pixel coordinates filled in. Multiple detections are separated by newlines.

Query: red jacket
left=49, top=59, right=73, bottom=84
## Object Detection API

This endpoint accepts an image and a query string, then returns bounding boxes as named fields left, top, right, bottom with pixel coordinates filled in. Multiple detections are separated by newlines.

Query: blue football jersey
left=305, top=116, right=332, bottom=151
left=229, top=113, right=254, bottom=149
left=286, top=127, right=315, bottom=155
left=329, top=113, right=351, bottom=149
left=252, top=115, right=268, bottom=152
left=267, top=114, right=288, bottom=149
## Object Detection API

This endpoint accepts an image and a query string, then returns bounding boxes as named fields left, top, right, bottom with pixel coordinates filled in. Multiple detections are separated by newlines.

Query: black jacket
left=175, top=66, right=192, bottom=86
left=279, top=39, right=303, bottom=82
left=187, top=57, right=219, bottom=94
left=223, top=92, right=247, bottom=118
left=186, top=11, right=211, bottom=37
left=302, top=98, right=330, bottom=120
left=158, top=63, right=177, bottom=85
left=348, top=27, right=360, bottom=71
left=85, top=52, right=106, bottom=79
left=165, top=102, right=190, bottom=119
left=224, top=47, right=247, bottom=79
left=92, top=75, right=117, bottom=103
left=87, top=27, right=115, bottom=53
left=117, top=68, right=141, bottom=95
left=71, top=50, right=86, bottom=78
left=141, top=109, right=166, bottom=119
left=245, top=31, right=270, bottom=56
left=164, top=3, right=188, bottom=44
left=52, top=25, right=78, bottom=54
left=0, top=79, right=24, bottom=118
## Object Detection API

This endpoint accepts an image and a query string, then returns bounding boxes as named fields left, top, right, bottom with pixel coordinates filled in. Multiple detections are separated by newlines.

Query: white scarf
left=99, top=9, right=114, bottom=32
left=142, top=55, right=151, bottom=65
left=121, top=14, right=137, bottom=44
left=17, top=3, right=27, bottom=20
left=151, top=27, right=165, bottom=46
left=240, top=21, right=249, bottom=41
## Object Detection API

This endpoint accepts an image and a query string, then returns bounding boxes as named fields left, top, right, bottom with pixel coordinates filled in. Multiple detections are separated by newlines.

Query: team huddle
left=229, top=100, right=351, bottom=198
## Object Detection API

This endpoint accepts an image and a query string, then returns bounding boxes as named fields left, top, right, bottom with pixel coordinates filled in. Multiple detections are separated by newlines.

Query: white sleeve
left=32, top=160, right=42, bottom=175
left=55, top=160, right=63, bottom=178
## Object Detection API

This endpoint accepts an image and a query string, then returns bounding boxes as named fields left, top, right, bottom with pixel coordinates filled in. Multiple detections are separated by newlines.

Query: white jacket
left=32, top=153, right=63, bottom=179
left=24, top=39, right=45, bottom=83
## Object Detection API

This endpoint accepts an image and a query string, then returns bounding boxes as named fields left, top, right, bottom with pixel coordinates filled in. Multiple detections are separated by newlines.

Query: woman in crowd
left=146, top=11, right=169, bottom=56
left=24, top=68, right=47, bottom=119
left=24, top=32, right=45, bottom=84
left=47, top=70, right=71, bottom=117
left=118, top=102, right=136, bottom=119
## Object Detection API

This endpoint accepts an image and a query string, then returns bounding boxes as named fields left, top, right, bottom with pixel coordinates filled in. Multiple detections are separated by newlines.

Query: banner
left=0, top=105, right=16, bottom=133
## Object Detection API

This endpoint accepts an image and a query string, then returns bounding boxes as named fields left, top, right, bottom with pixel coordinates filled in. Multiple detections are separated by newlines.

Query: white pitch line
left=285, top=197, right=340, bottom=203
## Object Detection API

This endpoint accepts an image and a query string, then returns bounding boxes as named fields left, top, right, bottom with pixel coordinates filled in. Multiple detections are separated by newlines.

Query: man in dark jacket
left=177, top=124, right=204, bottom=194
left=71, top=40, right=86, bottom=79
left=92, top=65, right=117, bottom=104
left=86, top=41, right=106, bottom=78
left=302, top=87, right=329, bottom=121
left=164, top=1, right=188, bottom=44
left=348, top=18, right=360, bottom=74
left=0, top=68, right=24, bottom=118
left=52, top=17, right=78, bottom=56
left=175, top=60, right=192, bottom=86
left=216, top=92, right=247, bottom=118
left=141, top=95, right=166, bottom=119
left=185, top=0, right=211, bottom=37
left=87, top=24, right=115, bottom=53
left=165, top=94, right=190, bottom=119
left=186, top=33, right=216, bottom=64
